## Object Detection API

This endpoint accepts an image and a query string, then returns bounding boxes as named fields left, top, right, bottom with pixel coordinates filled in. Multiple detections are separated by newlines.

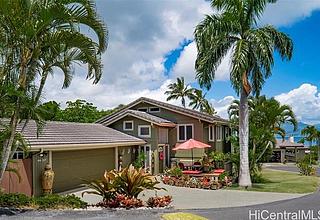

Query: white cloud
left=172, top=42, right=231, bottom=83
left=275, top=84, right=320, bottom=124
left=261, top=0, right=320, bottom=27
left=210, top=96, right=235, bottom=119
left=42, top=0, right=320, bottom=114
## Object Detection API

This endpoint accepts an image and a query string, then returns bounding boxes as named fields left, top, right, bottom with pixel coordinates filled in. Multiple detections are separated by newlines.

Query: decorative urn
left=41, top=163, right=55, bottom=194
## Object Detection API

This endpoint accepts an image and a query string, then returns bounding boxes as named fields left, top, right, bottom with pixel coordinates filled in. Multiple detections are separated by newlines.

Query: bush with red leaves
left=96, top=194, right=143, bottom=209
left=146, top=195, right=172, bottom=208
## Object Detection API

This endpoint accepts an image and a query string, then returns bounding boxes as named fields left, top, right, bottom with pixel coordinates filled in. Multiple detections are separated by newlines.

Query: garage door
left=52, top=148, right=115, bottom=193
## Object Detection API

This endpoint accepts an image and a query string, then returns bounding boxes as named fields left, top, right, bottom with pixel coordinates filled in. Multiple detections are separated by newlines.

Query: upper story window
left=138, top=125, right=151, bottom=138
left=12, top=151, right=24, bottom=160
left=137, top=107, right=148, bottom=112
left=216, top=126, right=223, bottom=141
left=149, top=107, right=160, bottom=113
left=123, top=121, right=134, bottom=131
left=177, top=124, right=193, bottom=142
left=209, top=125, right=215, bottom=142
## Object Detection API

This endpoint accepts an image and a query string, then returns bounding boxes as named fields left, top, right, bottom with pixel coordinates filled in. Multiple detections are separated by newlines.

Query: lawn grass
left=230, top=168, right=320, bottom=194
left=162, top=212, right=208, bottom=220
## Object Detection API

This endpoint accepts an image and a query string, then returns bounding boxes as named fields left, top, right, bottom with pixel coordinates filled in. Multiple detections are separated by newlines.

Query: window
left=137, top=107, right=148, bottom=112
left=225, top=127, right=230, bottom=139
left=149, top=107, right=160, bottom=113
left=12, top=151, right=24, bottom=160
left=123, top=121, right=134, bottom=131
left=209, top=125, right=215, bottom=142
left=177, top=124, right=194, bottom=141
left=216, top=126, right=223, bottom=141
left=138, top=125, right=151, bottom=138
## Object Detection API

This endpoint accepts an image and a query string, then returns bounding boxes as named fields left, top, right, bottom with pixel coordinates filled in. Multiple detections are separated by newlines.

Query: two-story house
left=97, top=97, right=231, bottom=174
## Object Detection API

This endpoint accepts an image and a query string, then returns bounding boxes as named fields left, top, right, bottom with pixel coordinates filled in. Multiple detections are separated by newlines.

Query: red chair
left=178, top=162, right=185, bottom=170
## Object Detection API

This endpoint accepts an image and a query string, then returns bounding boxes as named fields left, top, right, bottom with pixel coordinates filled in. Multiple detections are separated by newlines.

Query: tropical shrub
left=96, top=194, right=143, bottom=209
left=133, top=153, right=146, bottom=168
left=34, top=194, right=87, bottom=209
left=165, top=167, right=182, bottom=177
left=82, top=172, right=116, bottom=201
left=0, top=193, right=31, bottom=208
left=113, top=165, right=163, bottom=198
left=0, top=193, right=87, bottom=209
left=147, top=196, right=172, bottom=208
left=83, top=164, right=164, bottom=208
left=297, top=162, right=316, bottom=176
left=209, top=152, right=226, bottom=168
left=297, top=154, right=317, bottom=176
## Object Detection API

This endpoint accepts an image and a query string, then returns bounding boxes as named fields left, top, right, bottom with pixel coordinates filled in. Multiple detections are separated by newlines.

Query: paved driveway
left=264, top=163, right=320, bottom=176
left=189, top=189, right=320, bottom=220
left=71, top=181, right=305, bottom=209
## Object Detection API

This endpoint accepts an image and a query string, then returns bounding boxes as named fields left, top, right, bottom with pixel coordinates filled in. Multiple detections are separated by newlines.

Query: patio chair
left=178, top=162, right=185, bottom=170
left=193, top=161, right=202, bottom=171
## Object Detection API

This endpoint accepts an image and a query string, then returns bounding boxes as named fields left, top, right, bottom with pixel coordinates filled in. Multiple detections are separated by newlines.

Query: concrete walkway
left=71, top=181, right=305, bottom=209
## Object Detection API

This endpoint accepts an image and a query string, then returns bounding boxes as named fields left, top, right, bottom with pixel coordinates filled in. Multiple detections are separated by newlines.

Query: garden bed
left=161, top=173, right=232, bottom=190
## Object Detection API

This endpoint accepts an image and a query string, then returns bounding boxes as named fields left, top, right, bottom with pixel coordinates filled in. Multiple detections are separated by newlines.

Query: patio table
left=184, top=164, right=202, bottom=170
left=186, top=173, right=221, bottom=181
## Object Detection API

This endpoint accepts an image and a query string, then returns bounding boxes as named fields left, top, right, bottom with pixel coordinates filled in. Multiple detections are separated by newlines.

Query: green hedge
left=0, top=193, right=87, bottom=209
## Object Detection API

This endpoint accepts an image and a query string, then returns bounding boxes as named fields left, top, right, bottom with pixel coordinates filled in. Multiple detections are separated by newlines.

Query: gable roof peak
left=96, top=97, right=229, bottom=125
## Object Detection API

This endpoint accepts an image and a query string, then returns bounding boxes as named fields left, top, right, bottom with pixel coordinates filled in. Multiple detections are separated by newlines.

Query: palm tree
left=301, top=125, right=320, bottom=163
left=165, top=77, right=194, bottom=108
left=0, top=0, right=107, bottom=183
left=195, top=0, right=293, bottom=187
left=189, top=89, right=215, bottom=115
left=228, top=96, right=297, bottom=177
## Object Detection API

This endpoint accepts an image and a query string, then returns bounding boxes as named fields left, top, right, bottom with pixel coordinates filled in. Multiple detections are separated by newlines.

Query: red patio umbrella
left=173, top=139, right=211, bottom=165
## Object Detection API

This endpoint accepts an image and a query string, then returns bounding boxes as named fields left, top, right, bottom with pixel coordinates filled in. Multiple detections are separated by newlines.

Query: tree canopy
left=39, top=100, right=122, bottom=123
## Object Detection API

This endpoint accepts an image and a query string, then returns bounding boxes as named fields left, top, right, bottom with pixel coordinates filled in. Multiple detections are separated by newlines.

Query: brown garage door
left=52, top=148, right=115, bottom=193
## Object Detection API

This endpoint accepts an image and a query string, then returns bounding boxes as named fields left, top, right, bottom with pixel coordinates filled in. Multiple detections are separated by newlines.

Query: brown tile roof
left=275, top=139, right=305, bottom=148
left=0, top=119, right=145, bottom=148
left=97, top=97, right=229, bottom=125
left=104, top=109, right=176, bottom=127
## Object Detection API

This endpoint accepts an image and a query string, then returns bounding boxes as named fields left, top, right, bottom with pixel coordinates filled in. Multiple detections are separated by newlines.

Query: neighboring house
left=97, top=97, right=231, bottom=174
left=272, top=137, right=308, bottom=163
left=0, top=120, right=145, bottom=196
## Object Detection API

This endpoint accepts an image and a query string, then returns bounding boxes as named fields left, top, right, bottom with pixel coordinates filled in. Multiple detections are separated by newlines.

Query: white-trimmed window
left=138, top=125, right=151, bottom=138
left=177, top=124, right=194, bottom=142
left=137, top=107, right=148, bottom=112
left=216, top=126, right=223, bottom=141
left=209, top=125, right=215, bottom=142
left=149, top=107, right=160, bottom=113
left=12, top=151, right=24, bottom=160
left=123, top=121, right=134, bottom=131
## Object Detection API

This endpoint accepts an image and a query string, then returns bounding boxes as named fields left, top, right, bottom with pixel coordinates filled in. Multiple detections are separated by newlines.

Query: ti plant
left=83, top=165, right=164, bottom=201
left=113, top=165, right=164, bottom=198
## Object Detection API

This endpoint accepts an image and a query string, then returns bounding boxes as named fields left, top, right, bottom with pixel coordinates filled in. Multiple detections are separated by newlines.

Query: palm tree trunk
left=35, top=71, right=48, bottom=105
left=238, top=88, right=252, bottom=187
left=0, top=99, right=20, bottom=183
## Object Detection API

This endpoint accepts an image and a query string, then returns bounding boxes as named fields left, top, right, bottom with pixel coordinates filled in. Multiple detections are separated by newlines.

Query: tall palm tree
left=195, top=0, right=293, bottom=187
left=189, top=89, right=215, bottom=115
left=165, top=77, right=194, bottom=108
left=0, top=0, right=107, bottom=183
left=301, top=125, right=320, bottom=163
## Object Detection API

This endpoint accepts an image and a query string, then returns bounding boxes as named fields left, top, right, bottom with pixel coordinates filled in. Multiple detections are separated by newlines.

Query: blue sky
left=164, top=10, right=320, bottom=100
left=44, top=0, right=320, bottom=124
